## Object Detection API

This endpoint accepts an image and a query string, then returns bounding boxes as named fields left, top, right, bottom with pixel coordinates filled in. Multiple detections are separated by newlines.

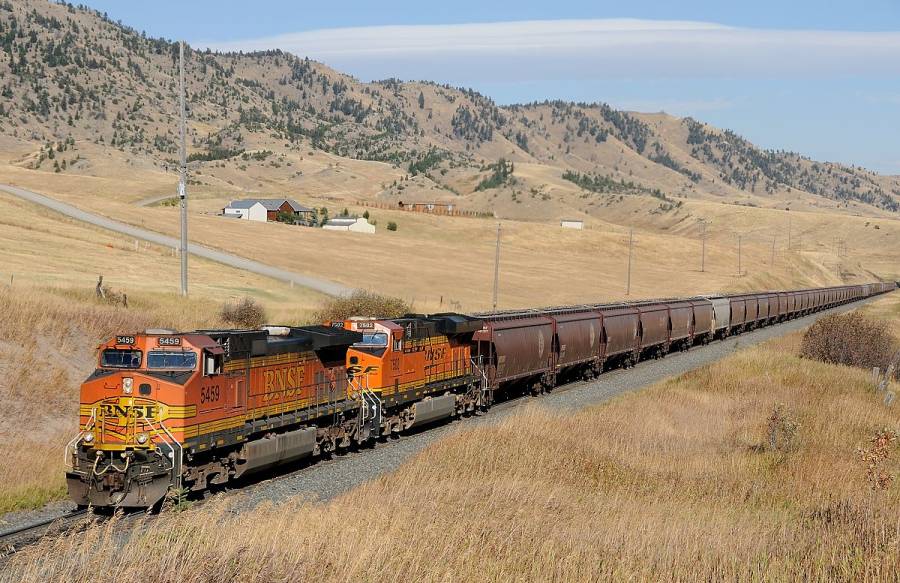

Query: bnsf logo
left=101, top=403, right=158, bottom=420
left=263, top=365, right=305, bottom=392
left=347, top=365, right=378, bottom=376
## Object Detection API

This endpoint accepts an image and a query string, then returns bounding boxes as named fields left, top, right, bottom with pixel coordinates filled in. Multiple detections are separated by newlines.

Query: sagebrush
left=220, top=297, right=267, bottom=329
left=799, top=312, right=897, bottom=371
left=313, top=290, right=411, bottom=322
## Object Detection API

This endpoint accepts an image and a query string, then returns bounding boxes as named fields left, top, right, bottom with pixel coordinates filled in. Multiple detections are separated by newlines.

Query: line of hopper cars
left=66, top=282, right=895, bottom=509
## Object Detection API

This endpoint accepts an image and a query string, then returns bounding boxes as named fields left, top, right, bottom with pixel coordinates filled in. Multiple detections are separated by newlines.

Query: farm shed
left=322, top=217, right=376, bottom=234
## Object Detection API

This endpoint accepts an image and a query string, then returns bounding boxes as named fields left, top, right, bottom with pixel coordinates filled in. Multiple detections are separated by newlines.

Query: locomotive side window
left=356, top=332, right=388, bottom=347
left=101, top=349, right=142, bottom=369
left=147, top=350, right=197, bottom=370
left=203, top=350, right=223, bottom=376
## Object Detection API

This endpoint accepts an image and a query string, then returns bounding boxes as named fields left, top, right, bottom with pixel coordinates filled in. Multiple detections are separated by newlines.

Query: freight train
left=66, top=282, right=895, bottom=508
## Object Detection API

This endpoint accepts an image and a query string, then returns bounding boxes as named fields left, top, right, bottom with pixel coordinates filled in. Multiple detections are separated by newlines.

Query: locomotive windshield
left=101, top=349, right=142, bottom=369
left=355, top=332, right=388, bottom=347
left=147, top=350, right=197, bottom=370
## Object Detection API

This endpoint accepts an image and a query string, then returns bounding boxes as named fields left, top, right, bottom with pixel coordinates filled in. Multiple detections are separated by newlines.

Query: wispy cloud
left=608, top=97, right=736, bottom=114
left=201, top=18, right=900, bottom=82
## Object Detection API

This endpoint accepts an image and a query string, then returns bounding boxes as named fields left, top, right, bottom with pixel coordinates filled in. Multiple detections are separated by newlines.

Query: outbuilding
left=322, top=217, right=376, bottom=234
left=560, top=219, right=584, bottom=230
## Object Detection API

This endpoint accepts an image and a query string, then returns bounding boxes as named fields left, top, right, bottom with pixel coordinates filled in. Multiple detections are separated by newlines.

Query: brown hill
left=1, top=0, right=899, bottom=222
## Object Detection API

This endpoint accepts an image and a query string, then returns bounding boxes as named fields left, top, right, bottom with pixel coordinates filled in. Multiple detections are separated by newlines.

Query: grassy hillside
left=0, top=0, right=895, bottom=318
left=0, top=0, right=898, bottom=223
left=5, top=295, right=900, bottom=581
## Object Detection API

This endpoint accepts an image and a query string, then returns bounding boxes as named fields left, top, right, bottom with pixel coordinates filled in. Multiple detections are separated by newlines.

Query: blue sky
left=82, top=1, right=900, bottom=174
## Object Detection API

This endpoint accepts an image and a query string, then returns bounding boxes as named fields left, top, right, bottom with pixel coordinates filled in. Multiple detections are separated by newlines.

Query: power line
left=699, top=219, right=707, bottom=273
left=492, top=222, right=501, bottom=311
left=626, top=227, right=634, bottom=295
left=787, top=217, right=792, bottom=251
left=178, top=41, right=188, bottom=297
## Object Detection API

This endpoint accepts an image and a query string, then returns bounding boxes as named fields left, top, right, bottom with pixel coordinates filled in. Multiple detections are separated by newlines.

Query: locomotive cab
left=66, top=332, right=217, bottom=508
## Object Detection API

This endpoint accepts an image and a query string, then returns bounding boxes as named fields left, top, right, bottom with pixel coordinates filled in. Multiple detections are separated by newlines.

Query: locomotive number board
left=158, top=336, right=182, bottom=346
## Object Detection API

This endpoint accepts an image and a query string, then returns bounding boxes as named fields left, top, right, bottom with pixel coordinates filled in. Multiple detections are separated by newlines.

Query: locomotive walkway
left=0, top=184, right=352, bottom=297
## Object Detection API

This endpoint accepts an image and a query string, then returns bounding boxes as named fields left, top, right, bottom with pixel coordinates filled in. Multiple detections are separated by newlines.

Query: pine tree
left=418, top=91, right=425, bottom=109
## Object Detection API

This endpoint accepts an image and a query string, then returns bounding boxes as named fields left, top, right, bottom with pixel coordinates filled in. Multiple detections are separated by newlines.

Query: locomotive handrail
left=63, top=408, right=96, bottom=470
left=141, top=415, right=183, bottom=490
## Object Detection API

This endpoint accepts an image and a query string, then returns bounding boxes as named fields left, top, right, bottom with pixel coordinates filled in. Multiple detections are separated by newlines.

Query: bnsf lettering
left=347, top=365, right=379, bottom=376
left=425, top=347, right=446, bottom=361
left=102, top=404, right=157, bottom=419
left=263, top=365, right=305, bottom=392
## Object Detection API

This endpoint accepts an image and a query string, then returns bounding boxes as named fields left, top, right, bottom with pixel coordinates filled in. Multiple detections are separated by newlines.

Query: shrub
left=386, top=221, right=398, bottom=231
left=313, top=290, right=411, bottom=322
left=220, top=297, right=266, bottom=329
left=800, top=312, right=897, bottom=372
left=766, top=403, right=799, bottom=453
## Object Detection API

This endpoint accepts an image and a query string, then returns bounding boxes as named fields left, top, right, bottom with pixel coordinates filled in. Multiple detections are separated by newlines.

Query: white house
left=322, top=217, right=376, bottom=234
left=224, top=200, right=268, bottom=222
left=223, top=199, right=314, bottom=223
left=560, top=219, right=584, bottom=230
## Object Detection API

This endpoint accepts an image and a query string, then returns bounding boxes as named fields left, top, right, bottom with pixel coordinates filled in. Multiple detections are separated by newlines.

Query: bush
left=800, top=312, right=896, bottom=372
left=220, top=297, right=267, bottom=329
left=313, top=290, right=411, bottom=322
left=387, top=221, right=398, bottom=231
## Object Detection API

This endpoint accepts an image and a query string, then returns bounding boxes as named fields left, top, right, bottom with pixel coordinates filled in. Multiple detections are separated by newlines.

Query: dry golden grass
left=6, top=296, right=900, bottom=581
left=17, top=184, right=888, bottom=314
left=0, top=191, right=325, bottom=322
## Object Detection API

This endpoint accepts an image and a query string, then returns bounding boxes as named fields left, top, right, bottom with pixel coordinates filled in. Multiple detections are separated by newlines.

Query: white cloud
left=200, top=19, right=900, bottom=82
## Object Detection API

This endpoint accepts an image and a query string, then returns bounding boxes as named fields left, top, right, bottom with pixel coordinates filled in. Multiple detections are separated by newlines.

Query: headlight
left=136, top=432, right=149, bottom=445
left=122, top=377, right=134, bottom=394
left=83, top=432, right=94, bottom=443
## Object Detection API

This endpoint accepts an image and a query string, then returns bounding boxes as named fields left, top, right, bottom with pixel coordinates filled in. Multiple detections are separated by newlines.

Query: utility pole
left=787, top=217, right=792, bottom=251
left=626, top=227, right=634, bottom=295
left=737, top=235, right=742, bottom=276
left=178, top=41, right=188, bottom=297
left=492, top=222, right=501, bottom=311
left=699, top=219, right=707, bottom=273
left=770, top=235, right=776, bottom=266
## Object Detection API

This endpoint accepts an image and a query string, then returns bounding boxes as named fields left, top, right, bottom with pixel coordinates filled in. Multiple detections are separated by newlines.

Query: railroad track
left=0, top=509, right=91, bottom=554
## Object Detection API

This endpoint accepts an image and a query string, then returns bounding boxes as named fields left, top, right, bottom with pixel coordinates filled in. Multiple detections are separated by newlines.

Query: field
left=3, top=159, right=898, bottom=314
left=4, top=294, right=899, bottom=581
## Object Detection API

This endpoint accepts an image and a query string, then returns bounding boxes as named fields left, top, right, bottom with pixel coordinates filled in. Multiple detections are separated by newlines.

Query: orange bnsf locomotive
left=67, top=282, right=896, bottom=509
left=65, top=314, right=482, bottom=509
